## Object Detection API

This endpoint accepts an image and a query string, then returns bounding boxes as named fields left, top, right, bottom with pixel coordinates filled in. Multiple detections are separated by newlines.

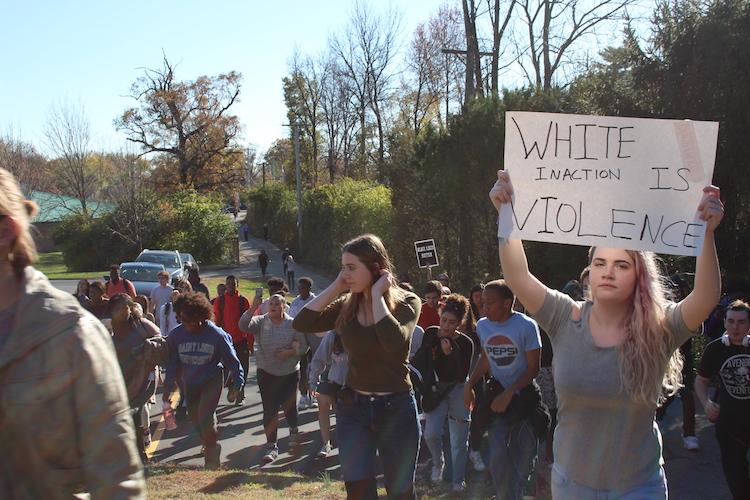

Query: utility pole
left=292, top=118, right=303, bottom=248
left=441, top=47, right=493, bottom=123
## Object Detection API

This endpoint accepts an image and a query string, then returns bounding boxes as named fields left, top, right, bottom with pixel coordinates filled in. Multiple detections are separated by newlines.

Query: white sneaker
left=469, top=450, right=486, bottom=471
left=683, top=435, right=700, bottom=451
left=431, top=462, right=444, bottom=482
left=452, top=482, right=466, bottom=492
left=310, top=397, right=319, bottom=409
left=297, top=395, right=310, bottom=410
left=317, top=442, right=332, bottom=458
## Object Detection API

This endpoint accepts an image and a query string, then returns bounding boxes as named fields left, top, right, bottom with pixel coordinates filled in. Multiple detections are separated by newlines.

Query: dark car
left=119, top=261, right=167, bottom=296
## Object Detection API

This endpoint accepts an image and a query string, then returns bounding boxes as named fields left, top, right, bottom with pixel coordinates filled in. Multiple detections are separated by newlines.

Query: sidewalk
left=202, top=228, right=332, bottom=294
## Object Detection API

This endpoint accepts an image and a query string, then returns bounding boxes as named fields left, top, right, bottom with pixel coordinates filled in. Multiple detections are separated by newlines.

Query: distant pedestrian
left=134, top=295, right=156, bottom=323
left=0, top=166, right=144, bottom=497
left=163, top=292, right=244, bottom=469
left=282, top=248, right=291, bottom=277
left=213, top=275, right=251, bottom=404
left=106, top=264, right=136, bottom=298
left=263, top=223, right=269, bottom=241
left=150, top=270, right=173, bottom=324
left=258, top=249, right=269, bottom=277
left=74, top=278, right=90, bottom=307
left=86, top=281, right=110, bottom=320
left=188, top=266, right=210, bottom=299
left=286, top=255, right=296, bottom=291
left=241, top=222, right=249, bottom=241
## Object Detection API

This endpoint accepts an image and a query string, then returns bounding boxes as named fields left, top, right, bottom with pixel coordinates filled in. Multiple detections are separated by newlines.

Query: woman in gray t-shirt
left=488, top=170, right=725, bottom=497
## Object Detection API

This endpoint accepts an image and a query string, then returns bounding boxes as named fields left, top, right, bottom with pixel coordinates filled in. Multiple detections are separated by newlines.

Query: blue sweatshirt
left=164, top=320, right=243, bottom=391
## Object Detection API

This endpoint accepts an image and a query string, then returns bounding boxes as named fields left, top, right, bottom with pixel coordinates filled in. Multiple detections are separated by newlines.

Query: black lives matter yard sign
left=414, top=239, right=439, bottom=268
left=499, top=112, right=719, bottom=256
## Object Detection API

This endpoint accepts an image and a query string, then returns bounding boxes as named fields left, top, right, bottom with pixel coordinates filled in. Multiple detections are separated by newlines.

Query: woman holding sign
left=488, top=170, right=723, bottom=498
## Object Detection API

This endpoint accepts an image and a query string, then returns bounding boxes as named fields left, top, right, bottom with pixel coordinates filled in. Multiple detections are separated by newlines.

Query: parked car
left=180, top=252, right=200, bottom=272
left=119, top=262, right=166, bottom=296
left=135, top=249, right=186, bottom=282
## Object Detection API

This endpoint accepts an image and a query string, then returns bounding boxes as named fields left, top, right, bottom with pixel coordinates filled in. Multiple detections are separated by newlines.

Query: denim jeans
left=488, top=414, right=537, bottom=500
left=551, top=463, right=667, bottom=500
left=336, top=389, right=421, bottom=496
left=424, top=385, right=470, bottom=487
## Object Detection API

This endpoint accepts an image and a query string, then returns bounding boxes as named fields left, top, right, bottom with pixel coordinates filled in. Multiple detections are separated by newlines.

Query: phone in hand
left=255, top=287, right=263, bottom=299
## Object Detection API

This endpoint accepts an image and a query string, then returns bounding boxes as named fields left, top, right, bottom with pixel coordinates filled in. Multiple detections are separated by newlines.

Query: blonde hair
left=589, top=247, right=683, bottom=405
left=335, top=234, right=407, bottom=332
left=0, top=168, right=39, bottom=277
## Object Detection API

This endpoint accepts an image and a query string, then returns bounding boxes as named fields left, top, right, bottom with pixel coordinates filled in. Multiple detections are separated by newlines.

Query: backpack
left=216, top=294, right=250, bottom=328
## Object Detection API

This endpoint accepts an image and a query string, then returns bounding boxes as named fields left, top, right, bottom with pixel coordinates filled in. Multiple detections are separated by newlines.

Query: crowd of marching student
left=3, top=162, right=748, bottom=500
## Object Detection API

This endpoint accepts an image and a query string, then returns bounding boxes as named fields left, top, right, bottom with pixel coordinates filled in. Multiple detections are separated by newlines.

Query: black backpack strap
left=217, top=295, right=225, bottom=327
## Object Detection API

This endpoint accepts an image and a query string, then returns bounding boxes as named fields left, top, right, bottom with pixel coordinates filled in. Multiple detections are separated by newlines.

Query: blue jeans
left=424, top=385, right=470, bottom=487
left=551, top=463, right=667, bottom=500
left=336, top=389, right=421, bottom=496
left=488, top=414, right=538, bottom=500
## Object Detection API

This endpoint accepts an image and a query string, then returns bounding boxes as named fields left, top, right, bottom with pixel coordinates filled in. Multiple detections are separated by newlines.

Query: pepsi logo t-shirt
left=476, top=312, right=541, bottom=390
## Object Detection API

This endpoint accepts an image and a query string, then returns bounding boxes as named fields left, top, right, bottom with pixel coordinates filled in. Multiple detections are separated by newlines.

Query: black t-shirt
left=422, top=326, right=475, bottom=384
left=698, top=338, right=750, bottom=432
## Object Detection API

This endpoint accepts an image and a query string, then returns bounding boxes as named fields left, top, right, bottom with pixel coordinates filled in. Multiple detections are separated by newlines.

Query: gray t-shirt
left=239, top=313, right=308, bottom=376
left=150, top=285, right=173, bottom=319
left=533, top=289, right=696, bottom=490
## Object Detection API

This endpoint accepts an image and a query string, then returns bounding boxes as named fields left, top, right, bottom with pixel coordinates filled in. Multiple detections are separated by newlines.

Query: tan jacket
left=0, top=268, right=145, bottom=499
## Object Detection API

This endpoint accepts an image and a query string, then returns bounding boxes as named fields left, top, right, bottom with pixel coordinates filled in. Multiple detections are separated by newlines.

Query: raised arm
left=490, top=170, right=551, bottom=315
left=679, top=186, right=724, bottom=331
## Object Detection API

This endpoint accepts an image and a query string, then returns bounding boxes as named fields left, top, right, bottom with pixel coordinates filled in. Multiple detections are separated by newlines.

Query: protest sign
left=498, top=112, right=718, bottom=256
left=414, top=239, right=439, bottom=268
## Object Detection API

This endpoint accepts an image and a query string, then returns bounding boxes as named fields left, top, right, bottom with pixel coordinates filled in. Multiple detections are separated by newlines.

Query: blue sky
left=0, top=0, right=443, bottom=155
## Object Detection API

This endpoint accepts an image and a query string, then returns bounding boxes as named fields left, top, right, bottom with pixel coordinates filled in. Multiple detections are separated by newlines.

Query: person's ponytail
left=0, top=169, right=39, bottom=278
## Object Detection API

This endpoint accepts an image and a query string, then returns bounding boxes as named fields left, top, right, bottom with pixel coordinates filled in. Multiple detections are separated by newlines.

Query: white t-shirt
left=288, top=293, right=316, bottom=318
left=286, top=256, right=295, bottom=272
left=150, top=285, right=173, bottom=319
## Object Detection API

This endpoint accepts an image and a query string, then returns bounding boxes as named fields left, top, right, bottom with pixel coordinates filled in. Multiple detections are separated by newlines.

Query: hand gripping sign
left=498, top=112, right=719, bottom=256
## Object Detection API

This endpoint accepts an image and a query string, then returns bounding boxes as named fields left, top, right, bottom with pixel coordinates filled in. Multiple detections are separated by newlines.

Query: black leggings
left=716, top=425, right=750, bottom=500
left=257, top=368, right=299, bottom=443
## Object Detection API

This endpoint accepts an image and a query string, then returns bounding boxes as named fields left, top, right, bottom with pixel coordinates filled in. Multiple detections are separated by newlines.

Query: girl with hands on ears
left=487, top=168, right=723, bottom=499
left=293, top=234, right=422, bottom=500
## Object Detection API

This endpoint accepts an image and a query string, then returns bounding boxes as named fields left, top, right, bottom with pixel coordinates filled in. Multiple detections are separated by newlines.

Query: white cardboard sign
left=499, top=112, right=718, bottom=256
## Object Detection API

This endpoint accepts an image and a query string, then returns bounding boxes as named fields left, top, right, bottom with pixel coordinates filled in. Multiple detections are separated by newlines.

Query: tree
left=516, top=0, right=635, bottom=91
left=284, top=52, right=324, bottom=187
left=0, top=131, right=51, bottom=197
left=332, top=1, right=401, bottom=178
left=319, top=56, right=359, bottom=181
left=116, top=56, right=244, bottom=191
left=44, top=102, right=101, bottom=215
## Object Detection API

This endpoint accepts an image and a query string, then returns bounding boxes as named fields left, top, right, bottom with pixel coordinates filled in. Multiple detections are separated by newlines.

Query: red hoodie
left=417, top=302, right=440, bottom=330
left=213, top=291, right=250, bottom=344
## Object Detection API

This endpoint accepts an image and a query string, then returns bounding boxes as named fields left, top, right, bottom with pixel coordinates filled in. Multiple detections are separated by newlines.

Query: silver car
left=135, top=249, right=186, bottom=283
left=119, top=262, right=167, bottom=296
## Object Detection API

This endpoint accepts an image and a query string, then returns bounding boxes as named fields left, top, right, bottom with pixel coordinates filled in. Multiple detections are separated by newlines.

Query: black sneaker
left=262, top=444, right=279, bottom=464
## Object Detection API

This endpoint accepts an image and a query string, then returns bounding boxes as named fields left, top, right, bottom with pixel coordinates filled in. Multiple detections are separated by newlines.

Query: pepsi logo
left=486, top=335, right=518, bottom=367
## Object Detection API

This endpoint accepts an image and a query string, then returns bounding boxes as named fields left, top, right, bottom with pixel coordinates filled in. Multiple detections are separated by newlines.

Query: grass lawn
left=35, top=252, right=107, bottom=280
left=202, top=277, right=270, bottom=301
left=144, top=465, right=513, bottom=499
